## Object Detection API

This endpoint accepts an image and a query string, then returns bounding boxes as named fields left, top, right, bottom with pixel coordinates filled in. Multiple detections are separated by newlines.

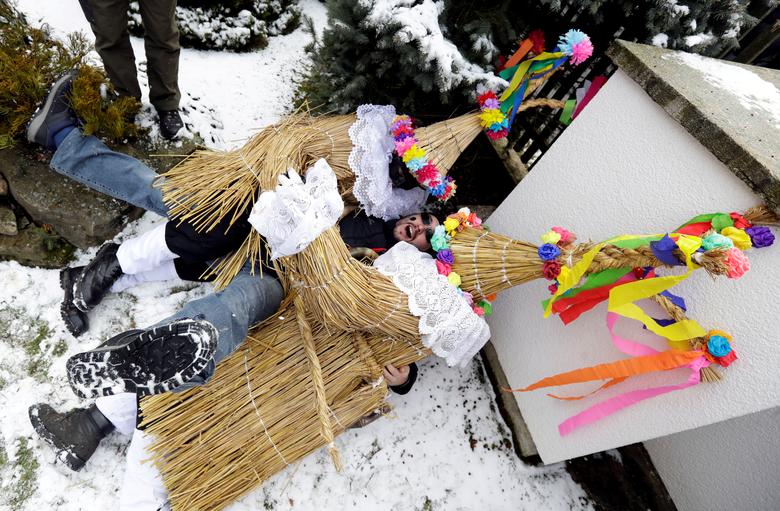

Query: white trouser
left=95, top=394, right=171, bottom=511
left=109, top=260, right=178, bottom=293
left=116, top=223, right=178, bottom=275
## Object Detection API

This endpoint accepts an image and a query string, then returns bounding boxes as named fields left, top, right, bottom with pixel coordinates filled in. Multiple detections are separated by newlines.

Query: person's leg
left=137, top=0, right=180, bottom=112
left=157, top=264, right=284, bottom=388
left=78, top=0, right=142, bottom=101
left=95, top=393, right=139, bottom=436
left=66, top=265, right=283, bottom=397
left=119, top=429, right=171, bottom=511
left=116, top=223, right=178, bottom=274
left=110, top=260, right=179, bottom=293
left=50, top=129, right=168, bottom=216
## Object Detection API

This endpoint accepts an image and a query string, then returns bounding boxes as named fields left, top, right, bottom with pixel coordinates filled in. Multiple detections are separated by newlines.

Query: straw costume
left=111, top=29, right=778, bottom=510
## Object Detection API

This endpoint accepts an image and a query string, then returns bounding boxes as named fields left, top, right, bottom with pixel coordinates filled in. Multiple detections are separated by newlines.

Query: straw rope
left=139, top=301, right=408, bottom=511
left=650, top=293, right=721, bottom=383
left=295, top=294, right=342, bottom=471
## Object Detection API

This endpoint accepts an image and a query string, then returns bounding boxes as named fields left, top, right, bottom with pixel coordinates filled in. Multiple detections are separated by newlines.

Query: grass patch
left=51, top=339, right=68, bottom=358
left=24, top=324, right=49, bottom=358
left=5, top=437, right=39, bottom=511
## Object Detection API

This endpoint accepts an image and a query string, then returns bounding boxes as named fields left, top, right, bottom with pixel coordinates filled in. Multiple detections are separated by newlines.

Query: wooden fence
left=508, top=2, right=779, bottom=169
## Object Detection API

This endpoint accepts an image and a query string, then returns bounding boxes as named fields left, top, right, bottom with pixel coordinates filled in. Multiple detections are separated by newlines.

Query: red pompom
left=715, top=350, right=738, bottom=368
left=477, top=91, right=497, bottom=105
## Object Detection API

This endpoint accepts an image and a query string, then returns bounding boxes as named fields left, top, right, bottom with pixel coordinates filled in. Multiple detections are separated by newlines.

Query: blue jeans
left=51, top=129, right=169, bottom=217
left=159, top=263, right=283, bottom=387
left=51, top=129, right=283, bottom=386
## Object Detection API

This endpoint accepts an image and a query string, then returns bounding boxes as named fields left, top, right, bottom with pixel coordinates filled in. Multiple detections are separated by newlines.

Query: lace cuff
left=349, top=104, right=427, bottom=220
left=249, top=159, right=344, bottom=260
left=373, top=242, right=490, bottom=367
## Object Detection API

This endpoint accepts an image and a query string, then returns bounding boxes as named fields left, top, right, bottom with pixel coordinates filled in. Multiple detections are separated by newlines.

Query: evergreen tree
left=298, top=0, right=761, bottom=117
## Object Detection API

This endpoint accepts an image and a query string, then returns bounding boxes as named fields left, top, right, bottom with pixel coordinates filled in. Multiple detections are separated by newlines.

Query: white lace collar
left=348, top=104, right=427, bottom=221
left=373, top=242, right=490, bottom=367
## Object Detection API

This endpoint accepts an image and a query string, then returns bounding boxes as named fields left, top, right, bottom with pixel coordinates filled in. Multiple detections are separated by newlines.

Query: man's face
left=392, top=213, right=440, bottom=251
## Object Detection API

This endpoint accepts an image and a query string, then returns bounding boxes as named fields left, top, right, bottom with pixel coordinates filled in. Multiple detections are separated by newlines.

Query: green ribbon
left=559, top=99, right=576, bottom=125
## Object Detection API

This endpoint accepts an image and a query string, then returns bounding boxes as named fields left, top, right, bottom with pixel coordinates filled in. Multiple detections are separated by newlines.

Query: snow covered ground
left=0, top=1, right=593, bottom=509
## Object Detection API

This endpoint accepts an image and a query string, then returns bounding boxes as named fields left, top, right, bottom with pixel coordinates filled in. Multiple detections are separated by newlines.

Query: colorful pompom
left=541, top=230, right=562, bottom=245
left=724, top=247, right=750, bottom=279
left=701, top=233, right=734, bottom=251
left=538, top=243, right=561, bottom=261
left=558, top=29, right=593, bottom=65
left=745, top=226, right=775, bottom=248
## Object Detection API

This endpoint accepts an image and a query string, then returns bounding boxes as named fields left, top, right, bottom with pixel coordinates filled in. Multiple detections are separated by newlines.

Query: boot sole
left=26, top=71, right=75, bottom=146
left=73, top=242, right=119, bottom=313
left=28, top=405, right=87, bottom=471
left=60, top=267, right=88, bottom=337
left=66, top=319, right=218, bottom=399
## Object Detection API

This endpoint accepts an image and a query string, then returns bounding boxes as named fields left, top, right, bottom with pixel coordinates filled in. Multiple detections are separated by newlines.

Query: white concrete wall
left=486, top=70, right=780, bottom=470
left=644, top=407, right=780, bottom=511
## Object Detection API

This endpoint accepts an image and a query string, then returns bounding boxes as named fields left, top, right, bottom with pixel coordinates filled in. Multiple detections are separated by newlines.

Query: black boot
left=158, top=109, right=183, bottom=140
left=66, top=318, right=218, bottom=399
left=28, top=403, right=114, bottom=471
left=73, top=242, right=122, bottom=312
left=27, top=70, right=79, bottom=150
left=60, top=266, right=89, bottom=337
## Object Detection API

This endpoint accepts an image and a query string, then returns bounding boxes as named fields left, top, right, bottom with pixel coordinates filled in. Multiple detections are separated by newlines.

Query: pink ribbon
left=557, top=313, right=709, bottom=436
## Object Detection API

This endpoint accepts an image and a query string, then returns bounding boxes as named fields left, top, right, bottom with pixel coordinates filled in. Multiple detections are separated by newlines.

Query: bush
left=127, top=0, right=302, bottom=51
left=0, top=0, right=138, bottom=148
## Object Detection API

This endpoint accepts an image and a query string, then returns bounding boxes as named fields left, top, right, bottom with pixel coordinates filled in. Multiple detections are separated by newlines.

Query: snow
left=670, top=51, right=780, bottom=127
left=652, top=33, right=669, bottom=48
left=664, top=0, right=690, bottom=17
left=684, top=32, right=716, bottom=48
left=361, top=0, right=505, bottom=93
left=2, top=1, right=593, bottom=509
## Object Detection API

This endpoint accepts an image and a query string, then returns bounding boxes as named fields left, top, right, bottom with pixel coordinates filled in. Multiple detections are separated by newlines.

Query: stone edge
left=606, top=40, right=780, bottom=215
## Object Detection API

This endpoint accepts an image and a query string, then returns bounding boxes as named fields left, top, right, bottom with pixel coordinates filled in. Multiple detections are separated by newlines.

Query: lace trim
left=348, top=104, right=427, bottom=220
left=248, top=159, right=344, bottom=260
left=373, top=242, right=490, bottom=367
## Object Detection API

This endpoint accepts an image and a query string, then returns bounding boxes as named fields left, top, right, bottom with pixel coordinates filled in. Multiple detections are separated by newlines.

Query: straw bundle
left=140, top=298, right=429, bottom=511
left=158, top=99, right=566, bottom=289
left=280, top=225, right=420, bottom=342
left=449, top=212, right=780, bottom=301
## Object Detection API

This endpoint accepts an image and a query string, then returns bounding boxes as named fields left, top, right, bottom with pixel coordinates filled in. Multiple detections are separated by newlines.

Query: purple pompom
left=437, top=249, right=455, bottom=265
left=745, top=226, right=775, bottom=248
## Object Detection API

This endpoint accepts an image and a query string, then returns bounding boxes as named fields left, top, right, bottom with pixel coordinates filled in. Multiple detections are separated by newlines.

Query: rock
left=0, top=206, right=17, bottom=236
left=0, top=174, right=7, bottom=196
left=0, top=144, right=144, bottom=249
left=0, top=224, right=74, bottom=268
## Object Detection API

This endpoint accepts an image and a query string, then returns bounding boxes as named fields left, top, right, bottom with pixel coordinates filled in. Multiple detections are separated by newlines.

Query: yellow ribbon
left=500, top=52, right=566, bottom=102
left=546, top=234, right=707, bottom=344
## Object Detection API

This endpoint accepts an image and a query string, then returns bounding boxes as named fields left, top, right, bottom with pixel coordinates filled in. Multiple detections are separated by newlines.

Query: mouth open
left=405, top=225, right=414, bottom=238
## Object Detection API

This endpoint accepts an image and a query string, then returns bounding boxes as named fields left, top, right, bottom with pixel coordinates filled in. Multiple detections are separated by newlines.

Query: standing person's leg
left=51, top=129, right=168, bottom=216
left=137, top=0, right=180, bottom=112
left=78, top=0, right=142, bottom=102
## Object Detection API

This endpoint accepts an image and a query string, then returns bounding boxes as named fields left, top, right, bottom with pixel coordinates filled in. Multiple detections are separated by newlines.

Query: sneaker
left=158, top=109, right=183, bottom=140
left=66, top=318, right=218, bottom=399
left=60, top=266, right=89, bottom=337
left=28, top=403, right=114, bottom=471
left=27, top=70, right=79, bottom=150
left=73, top=243, right=122, bottom=312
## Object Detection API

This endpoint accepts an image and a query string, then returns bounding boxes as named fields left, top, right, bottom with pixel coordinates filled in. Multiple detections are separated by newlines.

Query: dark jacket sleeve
left=388, top=362, right=418, bottom=395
